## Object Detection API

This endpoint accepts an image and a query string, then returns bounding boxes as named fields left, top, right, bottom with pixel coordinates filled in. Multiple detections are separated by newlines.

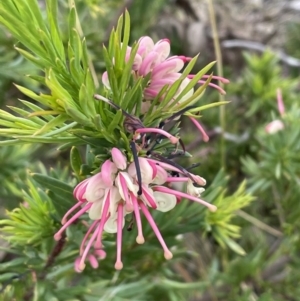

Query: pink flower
left=276, top=88, right=285, bottom=116
left=54, top=148, right=216, bottom=271
left=102, top=36, right=229, bottom=103
left=265, top=120, right=284, bottom=134
left=102, top=36, right=228, bottom=142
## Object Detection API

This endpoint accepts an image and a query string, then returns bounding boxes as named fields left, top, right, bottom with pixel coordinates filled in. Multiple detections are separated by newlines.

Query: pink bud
left=276, top=88, right=285, bottom=116
left=102, top=71, right=110, bottom=89
left=265, top=120, right=284, bottom=134
left=111, top=148, right=127, bottom=170
left=74, top=257, right=84, bottom=273
left=101, top=160, right=117, bottom=186
left=88, top=254, right=99, bottom=269
left=94, top=249, right=107, bottom=260
left=73, top=178, right=89, bottom=202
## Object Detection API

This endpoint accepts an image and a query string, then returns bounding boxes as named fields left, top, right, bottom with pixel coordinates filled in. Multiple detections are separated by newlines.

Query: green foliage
left=0, top=144, right=38, bottom=202
left=205, top=177, right=254, bottom=255
left=0, top=178, right=56, bottom=245
left=0, top=166, right=252, bottom=301
left=230, top=51, right=298, bottom=117
left=242, top=104, right=300, bottom=229
left=0, top=1, right=222, bottom=159
left=1, top=0, right=300, bottom=301
left=0, top=0, right=96, bottom=141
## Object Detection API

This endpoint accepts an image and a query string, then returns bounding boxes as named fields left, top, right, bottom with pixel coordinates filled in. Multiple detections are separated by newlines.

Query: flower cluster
left=102, top=36, right=229, bottom=142
left=54, top=147, right=216, bottom=271
left=103, top=36, right=228, bottom=101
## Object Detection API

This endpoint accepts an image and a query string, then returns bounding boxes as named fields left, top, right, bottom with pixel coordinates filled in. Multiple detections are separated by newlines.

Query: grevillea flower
left=54, top=147, right=216, bottom=271
left=102, top=36, right=229, bottom=101
left=102, top=36, right=229, bottom=142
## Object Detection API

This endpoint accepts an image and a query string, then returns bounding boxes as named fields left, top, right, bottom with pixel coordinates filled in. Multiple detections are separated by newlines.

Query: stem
left=44, top=233, right=66, bottom=269
left=207, top=0, right=226, bottom=168
left=237, top=210, right=283, bottom=237
left=272, top=184, right=285, bottom=227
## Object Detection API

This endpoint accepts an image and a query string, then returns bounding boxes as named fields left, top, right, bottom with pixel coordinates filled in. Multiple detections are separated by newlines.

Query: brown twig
left=44, top=233, right=66, bottom=270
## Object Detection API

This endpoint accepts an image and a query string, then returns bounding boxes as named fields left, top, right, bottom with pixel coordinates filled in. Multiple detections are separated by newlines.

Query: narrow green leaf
left=46, top=69, right=76, bottom=109
left=70, top=146, right=82, bottom=177
left=82, top=38, right=89, bottom=70
left=107, top=109, right=123, bottom=133
left=7, top=106, right=46, bottom=127
left=31, top=173, right=73, bottom=199
left=186, top=101, right=230, bottom=114
left=65, top=106, right=94, bottom=127
left=225, top=238, right=246, bottom=256
left=0, top=273, right=19, bottom=282
left=33, top=115, right=69, bottom=136
left=12, top=136, right=78, bottom=143
left=46, top=0, right=65, bottom=60
left=19, top=100, right=56, bottom=122
left=15, top=47, right=47, bottom=69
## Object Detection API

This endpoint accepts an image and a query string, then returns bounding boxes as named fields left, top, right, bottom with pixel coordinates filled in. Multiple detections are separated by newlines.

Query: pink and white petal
left=152, top=165, right=168, bottom=185
left=125, top=46, right=132, bottom=61
left=144, top=88, right=161, bottom=100
left=85, top=173, right=106, bottom=203
left=102, top=71, right=110, bottom=89
left=152, top=57, right=184, bottom=79
left=140, top=185, right=157, bottom=208
left=187, top=180, right=205, bottom=197
left=108, top=186, right=121, bottom=216
left=138, top=51, right=159, bottom=76
left=153, top=39, right=170, bottom=63
left=153, top=191, right=177, bottom=212
left=144, top=79, right=174, bottom=99
left=149, top=78, right=175, bottom=89
left=74, top=178, right=89, bottom=201
left=175, top=78, right=194, bottom=103
left=146, top=159, right=158, bottom=179
left=128, top=158, right=153, bottom=184
left=126, top=46, right=142, bottom=70
left=265, top=120, right=284, bottom=134
left=101, top=160, right=117, bottom=186
left=133, top=54, right=142, bottom=71
left=104, top=213, right=125, bottom=233
left=137, top=36, right=155, bottom=58
left=190, top=174, right=206, bottom=186
left=111, top=148, right=127, bottom=170
left=127, top=162, right=136, bottom=179
left=139, top=157, right=154, bottom=184
left=119, top=172, right=137, bottom=194
left=89, top=200, right=104, bottom=220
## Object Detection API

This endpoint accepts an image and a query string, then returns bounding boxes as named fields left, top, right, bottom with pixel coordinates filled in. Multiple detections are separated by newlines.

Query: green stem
left=237, top=210, right=283, bottom=237
left=272, top=184, right=285, bottom=227
left=207, top=0, right=226, bottom=168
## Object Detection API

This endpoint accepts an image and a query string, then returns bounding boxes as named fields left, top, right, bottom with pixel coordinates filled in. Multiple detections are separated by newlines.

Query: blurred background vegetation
left=0, top=0, right=300, bottom=300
